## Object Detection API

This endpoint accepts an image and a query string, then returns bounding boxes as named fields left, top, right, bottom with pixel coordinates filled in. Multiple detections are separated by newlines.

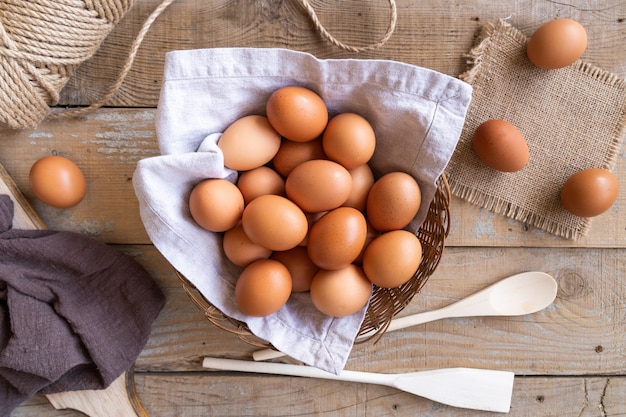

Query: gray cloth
left=0, top=195, right=165, bottom=417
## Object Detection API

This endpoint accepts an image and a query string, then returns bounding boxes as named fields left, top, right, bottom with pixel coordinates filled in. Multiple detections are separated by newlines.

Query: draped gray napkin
left=133, top=47, right=472, bottom=374
left=0, top=195, right=165, bottom=417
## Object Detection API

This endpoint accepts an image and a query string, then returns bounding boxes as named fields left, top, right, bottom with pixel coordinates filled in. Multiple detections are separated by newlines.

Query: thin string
left=1, top=0, right=395, bottom=129
left=49, top=0, right=176, bottom=120
left=296, top=0, right=397, bottom=53
left=53, top=0, right=396, bottom=119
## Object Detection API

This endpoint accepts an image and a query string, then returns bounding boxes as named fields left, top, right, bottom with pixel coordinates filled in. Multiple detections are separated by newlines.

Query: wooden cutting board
left=0, top=162, right=45, bottom=230
left=0, top=161, right=146, bottom=417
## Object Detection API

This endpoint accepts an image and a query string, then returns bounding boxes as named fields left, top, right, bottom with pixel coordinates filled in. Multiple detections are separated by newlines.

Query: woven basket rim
left=177, top=174, right=451, bottom=348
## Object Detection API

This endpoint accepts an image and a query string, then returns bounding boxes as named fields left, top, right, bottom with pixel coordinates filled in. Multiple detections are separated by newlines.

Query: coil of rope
left=0, top=0, right=396, bottom=130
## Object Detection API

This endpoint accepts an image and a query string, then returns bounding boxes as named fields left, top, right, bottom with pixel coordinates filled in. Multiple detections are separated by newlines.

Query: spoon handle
left=253, top=308, right=449, bottom=361
left=359, top=308, right=449, bottom=339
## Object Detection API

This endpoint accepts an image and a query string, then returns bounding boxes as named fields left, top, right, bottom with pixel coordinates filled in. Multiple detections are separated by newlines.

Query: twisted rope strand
left=0, top=0, right=133, bottom=129
left=49, top=0, right=177, bottom=120
left=0, top=0, right=395, bottom=129
left=296, top=0, right=397, bottom=53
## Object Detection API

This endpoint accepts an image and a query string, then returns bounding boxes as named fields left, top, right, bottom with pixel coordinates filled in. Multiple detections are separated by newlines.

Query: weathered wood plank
left=0, top=109, right=158, bottom=243
left=4, top=1, right=626, bottom=415
left=13, top=375, right=626, bottom=417
left=120, top=244, right=626, bottom=376
left=1, top=108, right=624, bottom=247
left=57, top=0, right=626, bottom=107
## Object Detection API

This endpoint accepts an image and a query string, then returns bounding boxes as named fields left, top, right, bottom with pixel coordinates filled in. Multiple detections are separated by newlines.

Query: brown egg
left=218, top=115, right=281, bottom=170
left=237, top=166, right=285, bottom=204
left=285, top=159, right=352, bottom=213
left=272, top=137, right=326, bottom=177
left=354, top=221, right=380, bottom=265
left=29, top=155, right=86, bottom=208
left=223, top=223, right=272, bottom=267
left=343, top=164, right=375, bottom=212
left=527, top=18, right=587, bottom=69
left=235, top=259, right=292, bottom=317
left=266, top=86, right=328, bottom=142
left=362, top=230, right=422, bottom=289
left=322, top=113, right=376, bottom=169
left=271, top=246, right=319, bottom=292
left=309, top=264, right=372, bottom=318
left=560, top=168, right=619, bottom=217
left=366, top=171, right=421, bottom=232
left=307, top=207, right=368, bottom=270
left=472, top=119, right=529, bottom=173
left=298, top=210, right=327, bottom=247
left=241, top=194, right=308, bottom=251
left=188, top=179, right=244, bottom=232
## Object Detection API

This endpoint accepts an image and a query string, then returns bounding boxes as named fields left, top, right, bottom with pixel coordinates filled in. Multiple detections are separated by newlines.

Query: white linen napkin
left=133, top=48, right=472, bottom=374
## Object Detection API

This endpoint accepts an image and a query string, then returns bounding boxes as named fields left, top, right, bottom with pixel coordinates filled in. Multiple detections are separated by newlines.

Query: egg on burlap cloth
left=445, top=20, right=626, bottom=239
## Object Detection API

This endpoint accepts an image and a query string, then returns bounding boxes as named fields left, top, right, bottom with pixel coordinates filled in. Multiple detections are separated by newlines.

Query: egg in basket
left=133, top=48, right=472, bottom=373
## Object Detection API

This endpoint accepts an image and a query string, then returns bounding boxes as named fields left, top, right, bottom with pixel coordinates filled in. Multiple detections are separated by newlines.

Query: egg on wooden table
left=29, top=155, right=86, bottom=208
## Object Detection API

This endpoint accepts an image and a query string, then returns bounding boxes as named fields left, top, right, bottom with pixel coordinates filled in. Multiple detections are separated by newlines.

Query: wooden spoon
left=254, top=271, right=558, bottom=361
left=203, top=356, right=515, bottom=413
left=1, top=162, right=146, bottom=417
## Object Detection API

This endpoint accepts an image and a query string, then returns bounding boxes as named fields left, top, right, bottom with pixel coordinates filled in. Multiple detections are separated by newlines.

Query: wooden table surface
left=4, top=1, right=626, bottom=416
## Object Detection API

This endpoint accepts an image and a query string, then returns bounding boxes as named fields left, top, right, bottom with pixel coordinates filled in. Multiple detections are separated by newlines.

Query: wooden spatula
left=0, top=161, right=147, bottom=417
left=203, top=357, right=514, bottom=413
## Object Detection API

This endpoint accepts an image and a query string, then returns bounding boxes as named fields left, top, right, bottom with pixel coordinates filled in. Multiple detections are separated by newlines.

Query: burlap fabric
left=446, top=20, right=626, bottom=239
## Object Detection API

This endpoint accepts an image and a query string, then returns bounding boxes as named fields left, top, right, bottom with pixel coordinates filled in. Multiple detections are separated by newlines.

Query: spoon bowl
left=488, top=271, right=558, bottom=315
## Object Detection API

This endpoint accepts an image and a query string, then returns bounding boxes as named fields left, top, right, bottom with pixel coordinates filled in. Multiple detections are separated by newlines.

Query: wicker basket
left=177, top=173, right=451, bottom=348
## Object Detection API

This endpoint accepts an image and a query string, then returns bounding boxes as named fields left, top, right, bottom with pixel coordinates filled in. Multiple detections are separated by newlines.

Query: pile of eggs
left=188, top=86, right=423, bottom=318
left=470, top=19, right=618, bottom=218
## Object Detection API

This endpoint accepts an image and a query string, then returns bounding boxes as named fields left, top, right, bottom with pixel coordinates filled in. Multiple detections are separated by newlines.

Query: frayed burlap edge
left=450, top=19, right=626, bottom=240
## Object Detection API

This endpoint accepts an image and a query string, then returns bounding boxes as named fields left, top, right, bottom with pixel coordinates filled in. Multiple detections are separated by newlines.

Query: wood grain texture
left=13, top=375, right=626, bottom=417
left=1, top=108, right=623, bottom=247
left=3, top=0, right=626, bottom=416
left=116, top=245, right=625, bottom=376
left=56, top=0, right=626, bottom=107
